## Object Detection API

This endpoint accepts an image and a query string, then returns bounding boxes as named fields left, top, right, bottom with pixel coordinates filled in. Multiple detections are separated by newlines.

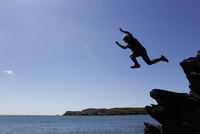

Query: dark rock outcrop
left=63, top=107, right=147, bottom=116
left=144, top=50, right=200, bottom=134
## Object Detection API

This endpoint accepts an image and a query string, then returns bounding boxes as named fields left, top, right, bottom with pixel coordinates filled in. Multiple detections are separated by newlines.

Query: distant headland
left=63, top=107, right=147, bottom=116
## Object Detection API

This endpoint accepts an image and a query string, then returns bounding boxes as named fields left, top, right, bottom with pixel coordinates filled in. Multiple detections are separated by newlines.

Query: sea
left=0, top=115, right=160, bottom=134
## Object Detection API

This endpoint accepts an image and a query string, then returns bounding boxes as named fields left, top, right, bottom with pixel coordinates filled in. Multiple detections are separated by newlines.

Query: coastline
left=63, top=107, right=147, bottom=116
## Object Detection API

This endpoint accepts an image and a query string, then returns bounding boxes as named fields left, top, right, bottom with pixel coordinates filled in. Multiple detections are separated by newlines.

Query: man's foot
left=161, top=55, right=169, bottom=62
left=130, top=64, right=140, bottom=69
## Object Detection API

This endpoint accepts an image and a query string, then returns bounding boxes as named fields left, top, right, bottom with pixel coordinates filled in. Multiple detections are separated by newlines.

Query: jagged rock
left=180, top=50, right=200, bottom=95
left=144, top=122, right=162, bottom=134
left=144, top=50, right=200, bottom=134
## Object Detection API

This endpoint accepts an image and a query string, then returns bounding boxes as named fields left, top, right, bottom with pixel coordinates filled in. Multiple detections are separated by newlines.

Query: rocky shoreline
left=144, top=50, right=200, bottom=134
left=63, top=107, right=147, bottom=116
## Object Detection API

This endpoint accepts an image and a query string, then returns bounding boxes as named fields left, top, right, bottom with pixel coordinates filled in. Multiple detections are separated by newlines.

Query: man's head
left=122, top=34, right=132, bottom=43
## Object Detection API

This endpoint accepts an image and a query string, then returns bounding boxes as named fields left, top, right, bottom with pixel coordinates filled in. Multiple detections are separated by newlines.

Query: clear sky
left=0, top=0, right=200, bottom=115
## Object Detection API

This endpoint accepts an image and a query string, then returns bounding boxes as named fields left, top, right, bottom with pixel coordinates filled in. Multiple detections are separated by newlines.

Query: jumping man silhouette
left=115, top=28, right=169, bottom=68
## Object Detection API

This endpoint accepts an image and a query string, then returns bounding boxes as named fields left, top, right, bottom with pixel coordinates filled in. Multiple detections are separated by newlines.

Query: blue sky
left=0, top=0, right=200, bottom=115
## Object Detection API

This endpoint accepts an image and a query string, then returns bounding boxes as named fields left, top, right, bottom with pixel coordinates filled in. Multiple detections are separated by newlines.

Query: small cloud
left=3, top=70, right=15, bottom=76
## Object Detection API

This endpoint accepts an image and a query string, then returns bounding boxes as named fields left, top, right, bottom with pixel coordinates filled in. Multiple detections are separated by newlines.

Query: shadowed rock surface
left=144, top=50, right=200, bottom=134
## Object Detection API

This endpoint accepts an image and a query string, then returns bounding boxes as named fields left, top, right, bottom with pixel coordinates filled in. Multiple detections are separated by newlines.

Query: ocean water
left=0, top=115, right=159, bottom=134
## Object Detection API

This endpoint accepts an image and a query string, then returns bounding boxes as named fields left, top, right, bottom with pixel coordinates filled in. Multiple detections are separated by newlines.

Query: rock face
left=144, top=50, right=200, bottom=134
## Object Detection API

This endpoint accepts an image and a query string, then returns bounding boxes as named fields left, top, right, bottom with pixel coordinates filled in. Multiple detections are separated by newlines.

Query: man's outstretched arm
left=115, top=41, right=127, bottom=49
left=119, top=28, right=131, bottom=35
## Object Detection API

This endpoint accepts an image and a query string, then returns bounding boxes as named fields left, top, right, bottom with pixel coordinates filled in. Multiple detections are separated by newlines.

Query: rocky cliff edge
left=144, top=50, right=200, bottom=134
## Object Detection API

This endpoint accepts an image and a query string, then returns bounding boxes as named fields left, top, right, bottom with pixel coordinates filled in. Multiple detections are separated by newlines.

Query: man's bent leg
left=142, top=54, right=165, bottom=65
left=130, top=54, right=140, bottom=68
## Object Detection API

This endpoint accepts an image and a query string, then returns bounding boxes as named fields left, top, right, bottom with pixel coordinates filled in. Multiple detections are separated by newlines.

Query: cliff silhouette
left=144, top=50, right=200, bottom=134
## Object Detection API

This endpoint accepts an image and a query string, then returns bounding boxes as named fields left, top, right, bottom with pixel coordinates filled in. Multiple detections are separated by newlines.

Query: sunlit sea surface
left=0, top=115, right=159, bottom=134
